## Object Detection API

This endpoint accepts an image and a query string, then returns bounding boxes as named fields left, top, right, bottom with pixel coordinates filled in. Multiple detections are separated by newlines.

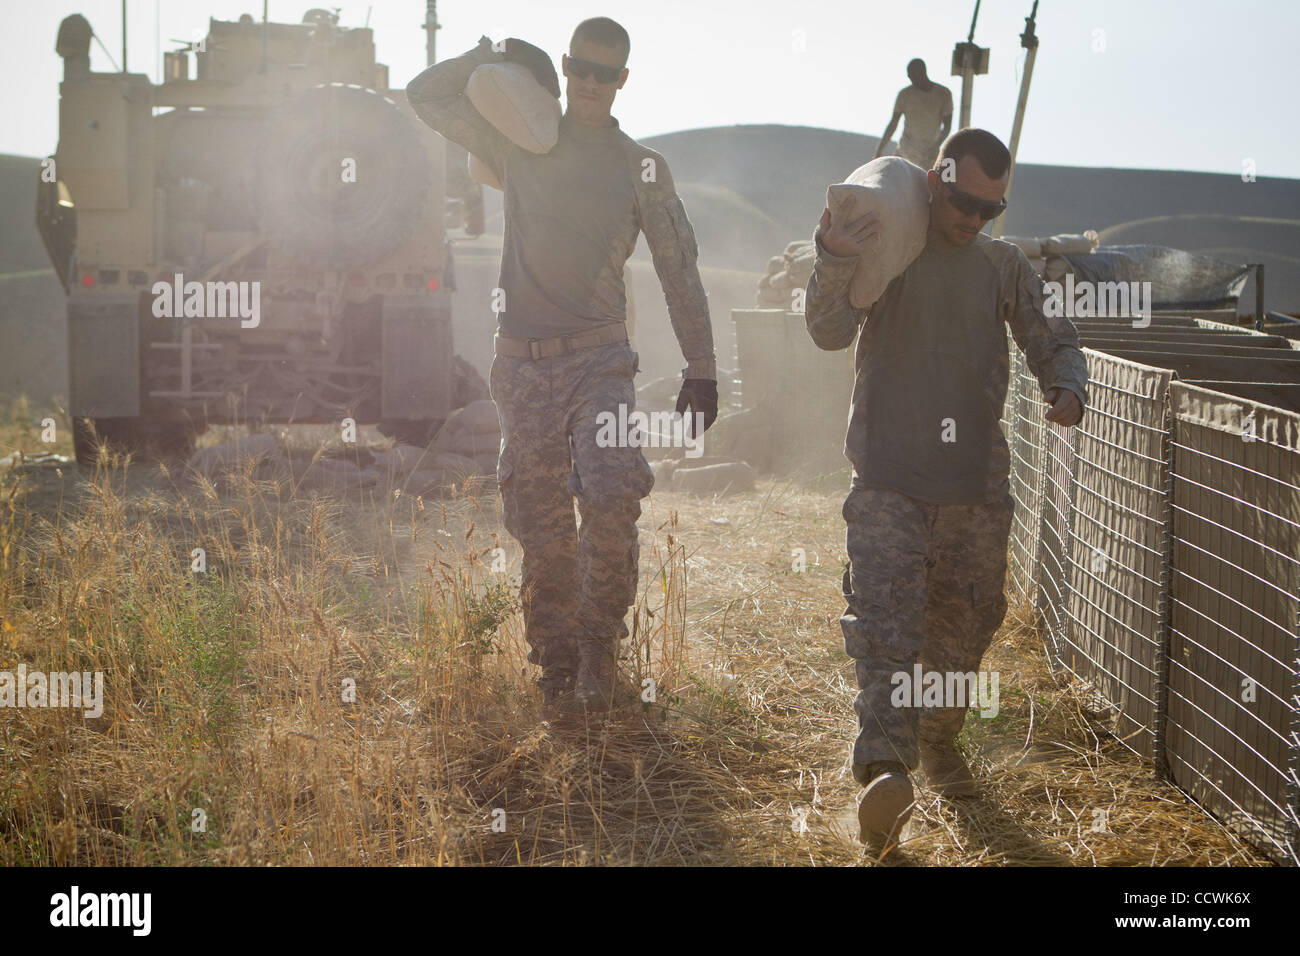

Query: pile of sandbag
left=431, top=399, right=502, bottom=477
left=1001, top=231, right=1100, bottom=279
left=756, top=239, right=815, bottom=308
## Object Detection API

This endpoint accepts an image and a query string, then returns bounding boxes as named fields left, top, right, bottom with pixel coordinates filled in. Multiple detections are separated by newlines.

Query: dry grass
left=0, top=396, right=1278, bottom=866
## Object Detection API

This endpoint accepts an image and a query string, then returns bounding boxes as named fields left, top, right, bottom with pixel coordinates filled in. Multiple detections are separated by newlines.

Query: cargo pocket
left=971, top=497, right=1015, bottom=638
left=969, top=567, right=1009, bottom=641
left=496, top=443, right=518, bottom=539
left=842, top=568, right=895, bottom=661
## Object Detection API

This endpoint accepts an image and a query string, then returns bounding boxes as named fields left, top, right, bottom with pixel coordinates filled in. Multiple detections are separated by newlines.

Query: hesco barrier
left=1166, top=383, right=1300, bottom=860
left=1006, top=316, right=1300, bottom=864
left=731, top=310, right=854, bottom=476
left=733, top=305, right=1298, bottom=862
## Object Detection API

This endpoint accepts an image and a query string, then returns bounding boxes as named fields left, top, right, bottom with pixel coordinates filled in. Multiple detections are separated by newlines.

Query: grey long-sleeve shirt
left=805, top=228, right=1089, bottom=504
left=406, top=38, right=716, bottom=380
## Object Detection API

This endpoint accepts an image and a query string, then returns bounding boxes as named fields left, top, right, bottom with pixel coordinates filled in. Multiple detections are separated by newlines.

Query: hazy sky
left=3, top=0, right=1295, bottom=179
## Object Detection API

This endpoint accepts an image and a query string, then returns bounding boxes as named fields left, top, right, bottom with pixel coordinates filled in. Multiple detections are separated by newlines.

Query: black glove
left=501, top=38, right=560, bottom=99
left=675, top=379, right=719, bottom=437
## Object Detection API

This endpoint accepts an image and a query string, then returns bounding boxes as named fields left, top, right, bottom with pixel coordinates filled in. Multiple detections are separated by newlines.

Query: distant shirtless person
left=875, top=58, right=953, bottom=169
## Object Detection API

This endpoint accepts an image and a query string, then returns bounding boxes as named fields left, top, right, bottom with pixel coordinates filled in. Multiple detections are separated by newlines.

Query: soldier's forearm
left=805, top=237, right=863, bottom=351
left=1047, top=351, right=1089, bottom=409
left=664, top=275, right=716, bottom=380
left=405, top=37, right=504, bottom=153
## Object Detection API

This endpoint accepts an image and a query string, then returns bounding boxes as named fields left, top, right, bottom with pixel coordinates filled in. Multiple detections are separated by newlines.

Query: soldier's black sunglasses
left=564, top=54, right=623, bottom=84
left=943, top=181, right=1008, bottom=221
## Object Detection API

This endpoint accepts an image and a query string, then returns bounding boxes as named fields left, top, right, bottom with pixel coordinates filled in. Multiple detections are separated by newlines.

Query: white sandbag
left=470, top=152, right=502, bottom=190
left=826, top=157, right=930, bottom=310
left=465, top=61, right=561, bottom=154
left=186, top=434, right=282, bottom=479
left=783, top=240, right=815, bottom=263
left=1041, top=234, right=1094, bottom=256
left=786, top=257, right=815, bottom=285
left=376, top=443, right=433, bottom=482
left=1002, top=235, right=1042, bottom=259
left=456, top=399, right=502, bottom=435
left=1043, top=257, right=1070, bottom=281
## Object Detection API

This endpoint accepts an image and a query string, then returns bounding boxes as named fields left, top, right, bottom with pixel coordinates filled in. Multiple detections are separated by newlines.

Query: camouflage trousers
left=841, top=480, right=1015, bottom=776
left=490, top=339, right=655, bottom=690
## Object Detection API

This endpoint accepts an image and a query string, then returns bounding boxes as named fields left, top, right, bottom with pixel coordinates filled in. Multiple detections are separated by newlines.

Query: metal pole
left=993, top=1, right=1039, bottom=240
left=425, top=0, right=439, bottom=67
left=260, top=0, right=268, bottom=74
left=960, top=0, right=981, bottom=128
left=121, top=0, right=127, bottom=73
left=1254, top=263, right=1266, bottom=331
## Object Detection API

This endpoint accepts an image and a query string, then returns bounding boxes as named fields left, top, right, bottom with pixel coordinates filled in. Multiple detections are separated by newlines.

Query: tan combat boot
left=574, top=641, right=617, bottom=712
left=856, top=762, right=914, bottom=849
left=919, top=740, right=977, bottom=799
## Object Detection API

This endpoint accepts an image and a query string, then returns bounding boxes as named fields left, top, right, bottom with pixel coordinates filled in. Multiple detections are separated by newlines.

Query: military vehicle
left=37, top=8, right=487, bottom=466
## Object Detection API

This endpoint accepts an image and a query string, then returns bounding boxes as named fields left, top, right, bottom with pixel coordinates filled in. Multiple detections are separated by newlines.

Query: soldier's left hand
left=675, top=379, right=719, bottom=437
left=1044, top=387, right=1083, bottom=427
left=502, top=38, right=561, bottom=99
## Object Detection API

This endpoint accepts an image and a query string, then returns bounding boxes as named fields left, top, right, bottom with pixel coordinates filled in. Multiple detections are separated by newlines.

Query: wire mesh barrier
left=1007, top=343, right=1047, bottom=608
left=1165, top=383, right=1300, bottom=863
left=1037, top=393, right=1077, bottom=657
left=1003, top=321, right=1300, bottom=864
left=1053, top=354, right=1173, bottom=761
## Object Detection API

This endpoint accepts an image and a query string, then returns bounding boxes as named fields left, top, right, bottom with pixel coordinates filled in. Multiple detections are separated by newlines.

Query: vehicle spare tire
left=260, top=83, right=429, bottom=268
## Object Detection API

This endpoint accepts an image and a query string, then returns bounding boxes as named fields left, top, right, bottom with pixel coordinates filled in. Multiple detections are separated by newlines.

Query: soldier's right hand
left=817, top=205, right=878, bottom=259
left=501, top=38, right=561, bottom=98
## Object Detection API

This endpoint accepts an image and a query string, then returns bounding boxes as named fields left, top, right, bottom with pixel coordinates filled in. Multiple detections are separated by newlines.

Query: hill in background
left=5, top=124, right=1299, bottom=407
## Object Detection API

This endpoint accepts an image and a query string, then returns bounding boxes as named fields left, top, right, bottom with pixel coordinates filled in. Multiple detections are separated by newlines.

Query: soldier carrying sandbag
left=405, top=18, right=718, bottom=713
left=806, top=128, right=1088, bottom=848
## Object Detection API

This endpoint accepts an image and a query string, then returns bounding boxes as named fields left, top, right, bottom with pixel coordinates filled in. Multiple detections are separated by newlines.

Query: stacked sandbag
left=756, top=240, right=815, bottom=309
left=1002, top=230, right=1099, bottom=279
left=371, top=444, right=478, bottom=496
left=431, top=399, right=502, bottom=476
left=186, top=434, right=290, bottom=487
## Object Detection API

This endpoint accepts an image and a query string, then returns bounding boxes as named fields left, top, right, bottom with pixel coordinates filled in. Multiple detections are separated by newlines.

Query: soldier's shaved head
left=571, top=17, right=630, bottom=67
